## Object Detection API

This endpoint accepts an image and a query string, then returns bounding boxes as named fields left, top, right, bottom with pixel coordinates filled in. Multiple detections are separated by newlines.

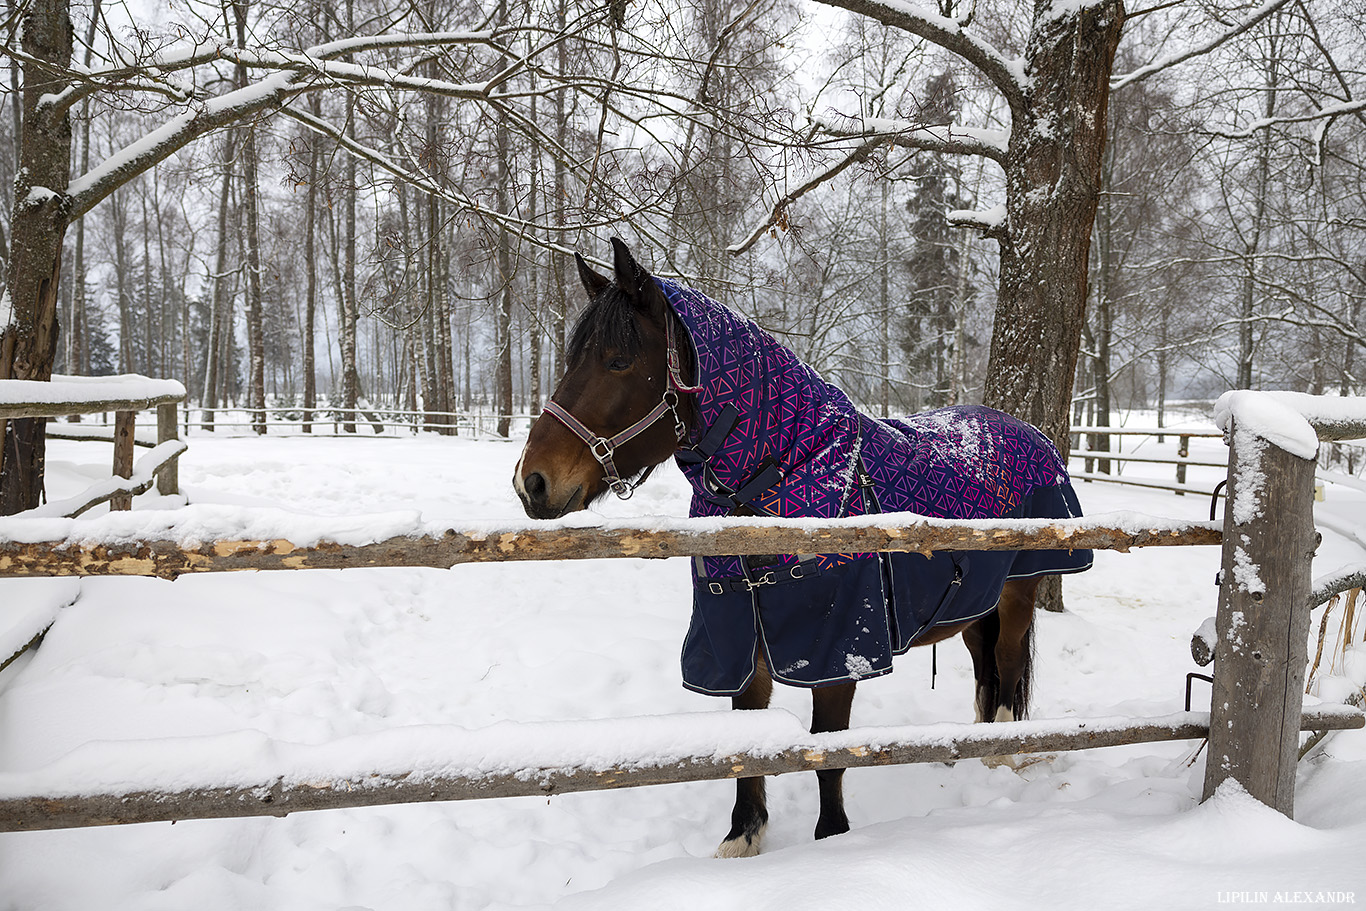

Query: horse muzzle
left=514, top=452, right=589, bottom=519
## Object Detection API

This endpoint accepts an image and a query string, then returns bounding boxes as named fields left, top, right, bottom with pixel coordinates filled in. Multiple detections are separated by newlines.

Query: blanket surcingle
left=659, top=278, right=1094, bottom=696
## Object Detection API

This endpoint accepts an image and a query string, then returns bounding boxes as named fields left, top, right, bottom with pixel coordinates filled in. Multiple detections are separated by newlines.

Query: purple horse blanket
left=660, top=278, right=1093, bottom=695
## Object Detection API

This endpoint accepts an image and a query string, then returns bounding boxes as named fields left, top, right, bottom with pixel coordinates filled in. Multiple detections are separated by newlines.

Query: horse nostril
left=524, top=471, right=548, bottom=502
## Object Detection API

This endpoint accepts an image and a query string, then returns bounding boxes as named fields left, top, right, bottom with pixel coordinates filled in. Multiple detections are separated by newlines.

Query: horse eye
left=607, top=356, right=633, bottom=372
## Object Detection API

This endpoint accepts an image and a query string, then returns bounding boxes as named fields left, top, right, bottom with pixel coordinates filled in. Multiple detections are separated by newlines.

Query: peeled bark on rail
left=0, top=516, right=1222, bottom=579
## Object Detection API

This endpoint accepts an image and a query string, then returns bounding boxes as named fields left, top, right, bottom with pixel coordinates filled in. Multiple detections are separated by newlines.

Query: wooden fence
left=1, top=392, right=1364, bottom=832
left=183, top=405, right=534, bottom=438
left=1, top=376, right=186, bottom=514
left=1070, top=425, right=1228, bottom=496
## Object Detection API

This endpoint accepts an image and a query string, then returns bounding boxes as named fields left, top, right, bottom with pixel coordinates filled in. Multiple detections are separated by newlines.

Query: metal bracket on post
left=1202, top=416, right=1318, bottom=816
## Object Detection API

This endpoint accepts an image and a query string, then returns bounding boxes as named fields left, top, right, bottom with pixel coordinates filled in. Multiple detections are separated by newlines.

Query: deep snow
left=1, top=420, right=1364, bottom=911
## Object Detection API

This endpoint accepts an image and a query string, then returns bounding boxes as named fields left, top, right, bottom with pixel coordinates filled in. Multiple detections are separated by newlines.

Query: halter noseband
left=542, top=313, right=701, bottom=500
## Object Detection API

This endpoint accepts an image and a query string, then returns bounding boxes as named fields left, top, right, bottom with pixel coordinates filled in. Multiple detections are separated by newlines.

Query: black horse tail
left=1013, top=617, right=1035, bottom=721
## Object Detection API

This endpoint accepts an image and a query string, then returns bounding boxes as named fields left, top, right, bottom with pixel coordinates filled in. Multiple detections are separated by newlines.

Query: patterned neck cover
left=661, top=276, right=1070, bottom=526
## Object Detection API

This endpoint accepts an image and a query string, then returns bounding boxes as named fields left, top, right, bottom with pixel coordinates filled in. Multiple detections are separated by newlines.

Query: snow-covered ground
left=1, top=420, right=1365, bottom=911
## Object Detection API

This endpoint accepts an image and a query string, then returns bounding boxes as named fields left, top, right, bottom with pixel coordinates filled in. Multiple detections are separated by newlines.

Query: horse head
left=514, top=237, right=695, bottom=519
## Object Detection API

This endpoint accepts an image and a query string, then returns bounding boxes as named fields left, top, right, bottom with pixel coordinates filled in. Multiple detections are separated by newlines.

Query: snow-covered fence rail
left=0, top=707, right=1359, bottom=833
left=1203, top=392, right=1366, bottom=818
left=0, top=512, right=1221, bottom=579
left=0, top=374, right=187, bottom=510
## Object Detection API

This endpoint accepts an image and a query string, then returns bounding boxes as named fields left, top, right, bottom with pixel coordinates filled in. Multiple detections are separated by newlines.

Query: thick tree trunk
left=0, top=0, right=73, bottom=514
left=983, top=0, right=1123, bottom=459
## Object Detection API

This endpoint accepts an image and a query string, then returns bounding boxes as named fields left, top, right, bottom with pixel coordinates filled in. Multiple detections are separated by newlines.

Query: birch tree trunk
left=201, top=135, right=237, bottom=432
left=494, top=5, right=515, bottom=439
left=338, top=0, right=360, bottom=433
left=1235, top=28, right=1280, bottom=391
left=303, top=98, right=319, bottom=433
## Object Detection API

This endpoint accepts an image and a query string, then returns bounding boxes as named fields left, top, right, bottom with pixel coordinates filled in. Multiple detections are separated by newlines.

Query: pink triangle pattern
left=661, top=278, right=1075, bottom=581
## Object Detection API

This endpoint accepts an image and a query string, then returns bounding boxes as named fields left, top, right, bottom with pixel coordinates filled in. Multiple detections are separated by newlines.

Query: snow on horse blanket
left=658, top=277, right=1094, bottom=696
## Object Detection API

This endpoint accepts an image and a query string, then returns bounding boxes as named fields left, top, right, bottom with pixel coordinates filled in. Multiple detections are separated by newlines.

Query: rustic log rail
left=0, top=513, right=1222, bottom=579
left=1, top=706, right=1359, bottom=833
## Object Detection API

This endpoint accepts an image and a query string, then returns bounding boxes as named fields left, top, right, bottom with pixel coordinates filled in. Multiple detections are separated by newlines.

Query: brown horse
left=516, top=238, right=1059, bottom=858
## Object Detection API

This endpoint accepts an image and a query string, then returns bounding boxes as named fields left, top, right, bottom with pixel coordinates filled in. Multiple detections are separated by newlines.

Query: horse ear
left=575, top=252, right=611, bottom=299
left=610, top=236, right=650, bottom=300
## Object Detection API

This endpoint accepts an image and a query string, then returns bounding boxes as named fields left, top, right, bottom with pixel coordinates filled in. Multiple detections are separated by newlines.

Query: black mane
left=566, top=283, right=644, bottom=367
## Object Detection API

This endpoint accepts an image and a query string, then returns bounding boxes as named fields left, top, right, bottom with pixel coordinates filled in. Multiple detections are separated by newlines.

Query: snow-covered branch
left=66, top=71, right=301, bottom=219
left=947, top=202, right=1007, bottom=238
left=809, top=0, right=1024, bottom=116
left=729, top=137, right=884, bottom=255
left=1200, top=97, right=1366, bottom=139
left=14, top=440, right=187, bottom=520
left=817, top=116, right=1009, bottom=161
left=1110, top=0, right=1296, bottom=92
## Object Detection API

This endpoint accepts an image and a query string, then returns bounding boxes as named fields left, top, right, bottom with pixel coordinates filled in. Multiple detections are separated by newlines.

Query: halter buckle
left=589, top=437, right=615, bottom=462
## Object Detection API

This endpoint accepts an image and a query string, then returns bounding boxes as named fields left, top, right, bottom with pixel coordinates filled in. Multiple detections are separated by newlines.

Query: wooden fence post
left=110, top=411, right=136, bottom=511
left=156, top=402, right=179, bottom=497
left=1203, top=419, right=1317, bottom=815
left=1175, top=434, right=1189, bottom=495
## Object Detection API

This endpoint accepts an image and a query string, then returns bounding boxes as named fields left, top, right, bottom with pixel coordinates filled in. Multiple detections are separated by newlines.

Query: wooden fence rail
left=0, top=514, right=1223, bottom=579
left=2, top=706, right=1359, bottom=833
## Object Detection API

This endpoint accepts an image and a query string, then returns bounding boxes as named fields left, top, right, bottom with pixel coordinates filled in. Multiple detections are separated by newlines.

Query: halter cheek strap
left=543, top=313, right=697, bottom=500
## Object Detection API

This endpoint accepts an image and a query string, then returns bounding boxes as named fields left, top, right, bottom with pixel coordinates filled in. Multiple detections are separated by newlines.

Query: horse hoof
left=714, top=827, right=765, bottom=858
left=814, top=818, right=850, bottom=840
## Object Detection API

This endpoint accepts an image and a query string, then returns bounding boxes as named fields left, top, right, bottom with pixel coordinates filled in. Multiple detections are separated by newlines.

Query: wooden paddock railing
left=187, top=405, right=535, bottom=439
left=1070, top=425, right=1229, bottom=496
left=0, top=391, right=1364, bottom=833
left=0, top=375, right=187, bottom=514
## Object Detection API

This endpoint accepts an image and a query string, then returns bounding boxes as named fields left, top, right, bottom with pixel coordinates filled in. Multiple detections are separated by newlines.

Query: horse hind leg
left=716, top=653, right=773, bottom=859
left=992, top=576, right=1040, bottom=723
left=811, top=680, right=856, bottom=840
left=962, top=614, right=1000, bottom=724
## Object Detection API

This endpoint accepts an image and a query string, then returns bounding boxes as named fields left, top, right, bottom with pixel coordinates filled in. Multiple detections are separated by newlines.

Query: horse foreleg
left=811, top=680, right=856, bottom=840
left=716, top=653, right=773, bottom=859
left=991, top=577, right=1040, bottom=723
